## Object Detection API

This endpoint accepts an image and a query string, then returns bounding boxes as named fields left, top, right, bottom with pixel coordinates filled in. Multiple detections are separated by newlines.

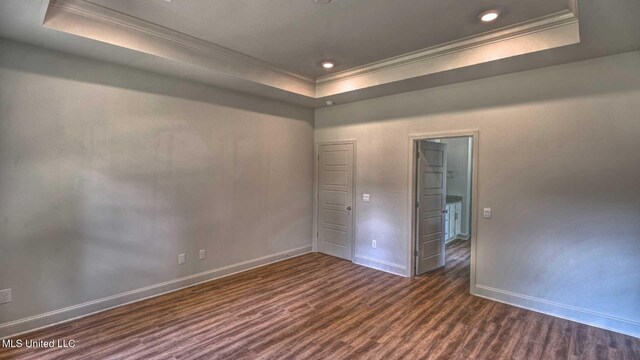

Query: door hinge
left=417, top=151, right=420, bottom=159
left=416, top=201, right=419, bottom=208
left=414, top=250, right=419, bottom=256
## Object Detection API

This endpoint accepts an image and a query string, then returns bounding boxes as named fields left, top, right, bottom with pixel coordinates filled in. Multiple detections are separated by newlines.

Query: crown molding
left=43, top=0, right=316, bottom=97
left=568, top=0, right=579, bottom=17
left=315, top=10, right=580, bottom=97
left=42, top=0, right=580, bottom=100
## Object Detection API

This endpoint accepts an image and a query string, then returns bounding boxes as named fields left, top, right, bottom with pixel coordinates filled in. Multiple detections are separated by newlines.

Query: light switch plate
left=178, top=253, right=186, bottom=265
left=199, top=249, right=206, bottom=260
left=0, top=289, right=12, bottom=304
left=363, top=193, right=370, bottom=203
left=483, top=208, right=492, bottom=219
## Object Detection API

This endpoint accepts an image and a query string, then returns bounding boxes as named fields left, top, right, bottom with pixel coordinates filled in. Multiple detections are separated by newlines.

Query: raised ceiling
left=86, top=0, right=568, bottom=78
left=0, top=0, right=639, bottom=107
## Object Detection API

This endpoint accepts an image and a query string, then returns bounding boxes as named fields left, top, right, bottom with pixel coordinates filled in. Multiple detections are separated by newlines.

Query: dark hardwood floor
left=1, top=240, right=638, bottom=359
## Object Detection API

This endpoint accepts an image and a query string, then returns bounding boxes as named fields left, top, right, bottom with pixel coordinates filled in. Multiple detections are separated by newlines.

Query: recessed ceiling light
left=321, top=60, right=336, bottom=69
left=479, top=10, right=500, bottom=22
left=314, top=0, right=332, bottom=4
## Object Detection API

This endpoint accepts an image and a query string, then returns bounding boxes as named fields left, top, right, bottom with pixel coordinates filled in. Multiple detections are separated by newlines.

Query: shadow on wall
left=0, top=39, right=315, bottom=323
left=0, top=39, right=313, bottom=122
left=317, top=50, right=640, bottom=126
left=313, top=50, right=640, bottom=333
left=0, top=111, right=313, bottom=320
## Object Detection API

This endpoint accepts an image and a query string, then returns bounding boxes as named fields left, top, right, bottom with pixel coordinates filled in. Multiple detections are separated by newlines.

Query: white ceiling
left=87, top=0, right=568, bottom=78
left=0, top=0, right=639, bottom=108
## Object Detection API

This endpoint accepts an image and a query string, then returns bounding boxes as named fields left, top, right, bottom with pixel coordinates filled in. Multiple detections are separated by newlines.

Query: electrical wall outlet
left=199, top=249, right=206, bottom=260
left=483, top=208, right=492, bottom=219
left=0, top=289, right=12, bottom=304
left=178, top=253, right=186, bottom=265
left=372, top=240, right=377, bottom=248
left=363, top=193, right=370, bottom=203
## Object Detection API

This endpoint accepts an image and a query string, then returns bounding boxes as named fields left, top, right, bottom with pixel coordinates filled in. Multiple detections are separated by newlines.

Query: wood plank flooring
left=1, top=240, right=638, bottom=359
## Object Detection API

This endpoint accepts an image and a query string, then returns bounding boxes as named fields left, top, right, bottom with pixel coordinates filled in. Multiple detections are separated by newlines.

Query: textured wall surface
left=1, top=38, right=639, bottom=339
left=0, top=40, right=314, bottom=328
left=315, top=51, right=640, bottom=336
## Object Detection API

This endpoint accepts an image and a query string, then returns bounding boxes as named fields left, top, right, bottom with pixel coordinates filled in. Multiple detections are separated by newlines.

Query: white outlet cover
left=178, top=253, right=186, bottom=265
left=199, top=249, right=206, bottom=260
left=372, top=239, right=377, bottom=248
left=483, top=208, right=492, bottom=219
left=363, top=193, right=370, bottom=202
left=0, top=289, right=11, bottom=304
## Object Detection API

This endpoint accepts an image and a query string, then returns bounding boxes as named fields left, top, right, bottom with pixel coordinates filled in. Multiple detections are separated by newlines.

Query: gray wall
left=0, top=40, right=314, bottom=332
left=441, top=137, right=471, bottom=236
left=315, top=51, right=640, bottom=336
left=1, top=38, right=639, bottom=338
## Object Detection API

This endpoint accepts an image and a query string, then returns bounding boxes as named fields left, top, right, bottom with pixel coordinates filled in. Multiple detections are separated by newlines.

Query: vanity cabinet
left=444, top=201, right=462, bottom=242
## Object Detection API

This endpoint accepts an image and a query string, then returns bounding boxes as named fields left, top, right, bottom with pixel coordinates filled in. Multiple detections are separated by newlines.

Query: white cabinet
left=454, top=202, right=462, bottom=236
left=444, top=201, right=462, bottom=242
left=444, top=204, right=451, bottom=240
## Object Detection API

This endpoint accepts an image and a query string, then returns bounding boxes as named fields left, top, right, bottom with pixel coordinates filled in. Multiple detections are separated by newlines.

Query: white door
left=416, top=141, right=447, bottom=275
left=317, top=143, right=354, bottom=260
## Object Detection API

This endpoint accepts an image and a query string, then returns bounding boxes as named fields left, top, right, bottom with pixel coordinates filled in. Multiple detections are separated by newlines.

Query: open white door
left=416, top=141, right=447, bottom=275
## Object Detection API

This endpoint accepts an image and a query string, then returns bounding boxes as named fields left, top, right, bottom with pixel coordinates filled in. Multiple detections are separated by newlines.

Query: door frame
left=407, top=130, right=479, bottom=293
left=313, top=139, right=357, bottom=261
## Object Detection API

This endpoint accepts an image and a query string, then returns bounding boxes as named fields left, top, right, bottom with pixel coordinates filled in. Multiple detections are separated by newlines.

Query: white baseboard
left=474, top=284, right=640, bottom=339
left=0, top=245, right=312, bottom=339
left=353, top=255, right=408, bottom=277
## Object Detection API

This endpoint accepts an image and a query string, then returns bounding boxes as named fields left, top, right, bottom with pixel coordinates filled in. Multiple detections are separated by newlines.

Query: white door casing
left=416, top=141, right=447, bottom=275
left=317, top=143, right=354, bottom=260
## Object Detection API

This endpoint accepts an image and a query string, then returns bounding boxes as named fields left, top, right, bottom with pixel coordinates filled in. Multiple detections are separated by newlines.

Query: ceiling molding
left=315, top=10, right=580, bottom=97
left=568, top=0, right=579, bottom=17
left=42, top=0, right=580, bottom=101
left=43, top=0, right=316, bottom=97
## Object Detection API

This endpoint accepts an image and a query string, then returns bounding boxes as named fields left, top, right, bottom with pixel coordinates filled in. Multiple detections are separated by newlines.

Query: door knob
left=347, top=206, right=352, bottom=211
left=441, top=209, right=448, bottom=214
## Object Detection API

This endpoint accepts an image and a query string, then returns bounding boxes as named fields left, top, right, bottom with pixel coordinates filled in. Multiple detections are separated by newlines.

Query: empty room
left=1, top=0, right=639, bottom=359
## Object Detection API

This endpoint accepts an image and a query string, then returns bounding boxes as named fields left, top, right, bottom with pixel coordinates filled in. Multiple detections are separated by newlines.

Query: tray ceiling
left=1, top=0, right=639, bottom=107
left=86, top=0, right=568, bottom=78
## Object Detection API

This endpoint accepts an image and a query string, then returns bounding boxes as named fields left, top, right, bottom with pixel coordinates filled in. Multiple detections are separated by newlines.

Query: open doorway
left=439, top=137, right=473, bottom=243
left=409, top=132, right=476, bottom=279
